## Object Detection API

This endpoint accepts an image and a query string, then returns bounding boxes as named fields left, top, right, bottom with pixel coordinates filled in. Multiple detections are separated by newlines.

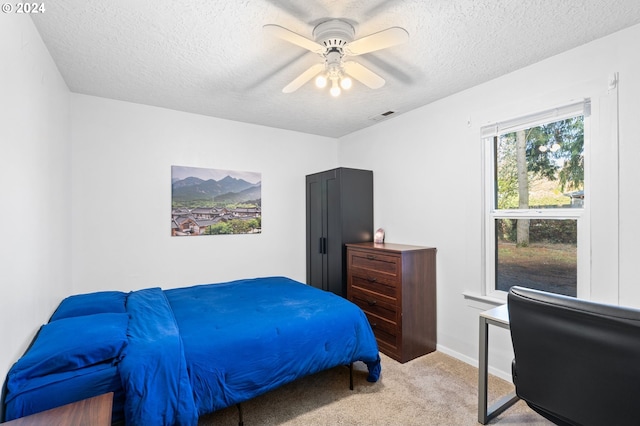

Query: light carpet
left=198, top=351, right=554, bottom=425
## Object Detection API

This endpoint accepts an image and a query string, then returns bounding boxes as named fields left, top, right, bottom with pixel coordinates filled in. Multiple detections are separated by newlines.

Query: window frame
left=481, top=100, right=591, bottom=300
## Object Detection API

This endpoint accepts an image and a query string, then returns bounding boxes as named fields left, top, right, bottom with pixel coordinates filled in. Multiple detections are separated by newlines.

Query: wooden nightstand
left=2, top=392, right=113, bottom=426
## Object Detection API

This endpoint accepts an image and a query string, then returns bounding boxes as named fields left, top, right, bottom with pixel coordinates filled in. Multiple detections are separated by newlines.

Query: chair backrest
left=508, top=286, right=640, bottom=426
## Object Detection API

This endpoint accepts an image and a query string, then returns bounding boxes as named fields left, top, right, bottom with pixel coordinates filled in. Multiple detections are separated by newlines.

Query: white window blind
left=481, top=99, right=590, bottom=138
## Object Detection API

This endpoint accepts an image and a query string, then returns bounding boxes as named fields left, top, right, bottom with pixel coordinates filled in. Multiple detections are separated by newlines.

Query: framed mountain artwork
left=171, top=165, right=262, bottom=236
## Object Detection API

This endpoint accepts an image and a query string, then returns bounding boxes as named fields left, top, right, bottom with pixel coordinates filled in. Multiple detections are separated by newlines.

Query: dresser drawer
left=363, top=311, right=398, bottom=350
left=349, top=250, right=399, bottom=276
left=350, top=286, right=397, bottom=322
left=349, top=273, right=398, bottom=298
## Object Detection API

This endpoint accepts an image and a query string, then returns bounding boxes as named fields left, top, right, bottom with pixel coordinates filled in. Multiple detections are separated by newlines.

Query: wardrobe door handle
left=318, top=237, right=327, bottom=254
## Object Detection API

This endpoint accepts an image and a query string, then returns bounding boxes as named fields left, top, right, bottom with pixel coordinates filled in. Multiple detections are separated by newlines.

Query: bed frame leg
left=349, top=362, right=354, bottom=390
left=237, top=403, right=244, bottom=426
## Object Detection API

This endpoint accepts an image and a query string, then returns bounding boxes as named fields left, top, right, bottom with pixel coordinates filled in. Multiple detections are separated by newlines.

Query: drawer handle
left=366, top=277, right=377, bottom=283
left=367, top=300, right=377, bottom=306
left=366, top=255, right=376, bottom=260
left=370, top=322, right=377, bottom=329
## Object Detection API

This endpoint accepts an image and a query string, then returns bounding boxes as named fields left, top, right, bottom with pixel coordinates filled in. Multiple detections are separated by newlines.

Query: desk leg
left=478, top=317, right=489, bottom=424
left=478, top=317, right=519, bottom=424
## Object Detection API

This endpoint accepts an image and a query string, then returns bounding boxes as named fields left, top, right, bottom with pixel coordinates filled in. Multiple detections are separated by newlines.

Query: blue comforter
left=121, top=276, right=381, bottom=425
left=3, top=277, right=380, bottom=425
left=118, top=287, right=198, bottom=425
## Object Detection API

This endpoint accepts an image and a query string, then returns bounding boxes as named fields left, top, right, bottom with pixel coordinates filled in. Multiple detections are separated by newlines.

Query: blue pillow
left=50, top=291, right=126, bottom=321
left=8, top=313, right=128, bottom=388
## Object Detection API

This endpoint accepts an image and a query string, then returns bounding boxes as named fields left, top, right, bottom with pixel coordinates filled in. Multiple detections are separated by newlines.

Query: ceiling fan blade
left=282, top=63, right=325, bottom=93
left=346, top=27, right=409, bottom=56
left=263, top=24, right=325, bottom=54
left=343, top=61, right=385, bottom=89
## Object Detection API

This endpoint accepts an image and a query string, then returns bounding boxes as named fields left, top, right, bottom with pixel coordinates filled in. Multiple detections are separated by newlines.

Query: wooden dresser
left=346, top=242, right=437, bottom=363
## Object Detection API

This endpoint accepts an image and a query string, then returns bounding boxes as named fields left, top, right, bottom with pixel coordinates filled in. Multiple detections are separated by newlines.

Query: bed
left=2, top=276, right=381, bottom=425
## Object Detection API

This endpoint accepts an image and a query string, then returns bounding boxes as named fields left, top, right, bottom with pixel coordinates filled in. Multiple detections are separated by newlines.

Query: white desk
left=478, top=304, right=519, bottom=424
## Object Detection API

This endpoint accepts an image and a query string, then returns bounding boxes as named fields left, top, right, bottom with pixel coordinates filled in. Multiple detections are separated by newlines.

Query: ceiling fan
left=264, top=19, right=409, bottom=97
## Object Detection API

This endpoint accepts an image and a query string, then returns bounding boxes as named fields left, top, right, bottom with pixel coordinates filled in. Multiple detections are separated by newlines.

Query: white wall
left=0, top=15, right=72, bottom=376
left=70, top=95, right=337, bottom=293
left=339, top=23, right=640, bottom=379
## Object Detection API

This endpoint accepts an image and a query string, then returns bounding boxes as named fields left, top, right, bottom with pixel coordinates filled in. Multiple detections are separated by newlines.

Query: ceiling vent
left=369, top=110, right=396, bottom=121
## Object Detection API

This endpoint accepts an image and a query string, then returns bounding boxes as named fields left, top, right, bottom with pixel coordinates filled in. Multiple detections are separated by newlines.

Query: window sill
left=463, top=291, right=506, bottom=310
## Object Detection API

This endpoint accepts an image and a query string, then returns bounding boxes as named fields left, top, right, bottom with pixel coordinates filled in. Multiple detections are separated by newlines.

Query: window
left=482, top=100, right=589, bottom=298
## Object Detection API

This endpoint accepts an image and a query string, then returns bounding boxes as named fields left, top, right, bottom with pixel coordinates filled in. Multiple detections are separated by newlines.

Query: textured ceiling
left=32, top=0, right=640, bottom=138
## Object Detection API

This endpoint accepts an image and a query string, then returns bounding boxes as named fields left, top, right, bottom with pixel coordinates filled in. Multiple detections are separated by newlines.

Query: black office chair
left=508, top=286, right=640, bottom=426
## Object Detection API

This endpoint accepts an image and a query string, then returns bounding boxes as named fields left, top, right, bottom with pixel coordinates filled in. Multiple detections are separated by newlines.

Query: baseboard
left=436, top=344, right=513, bottom=383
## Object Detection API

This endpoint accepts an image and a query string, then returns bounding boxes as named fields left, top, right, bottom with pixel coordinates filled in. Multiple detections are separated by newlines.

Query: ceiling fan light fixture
left=340, top=76, right=352, bottom=90
left=315, top=74, right=328, bottom=88
left=330, top=79, right=341, bottom=97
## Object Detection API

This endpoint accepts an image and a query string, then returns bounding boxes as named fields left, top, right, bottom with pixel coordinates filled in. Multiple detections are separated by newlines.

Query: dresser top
left=345, top=242, right=436, bottom=253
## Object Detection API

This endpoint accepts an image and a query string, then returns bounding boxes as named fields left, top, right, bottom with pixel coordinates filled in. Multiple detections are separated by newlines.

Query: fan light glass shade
left=330, top=79, right=341, bottom=97
left=313, top=62, right=354, bottom=97
left=315, top=75, right=327, bottom=88
left=340, top=77, right=352, bottom=90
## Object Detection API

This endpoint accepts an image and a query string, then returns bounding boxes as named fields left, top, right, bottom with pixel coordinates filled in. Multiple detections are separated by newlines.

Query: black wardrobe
left=306, top=167, right=373, bottom=297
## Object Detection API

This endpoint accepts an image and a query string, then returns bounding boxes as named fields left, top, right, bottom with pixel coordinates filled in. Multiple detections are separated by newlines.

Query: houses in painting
left=171, top=206, right=261, bottom=236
